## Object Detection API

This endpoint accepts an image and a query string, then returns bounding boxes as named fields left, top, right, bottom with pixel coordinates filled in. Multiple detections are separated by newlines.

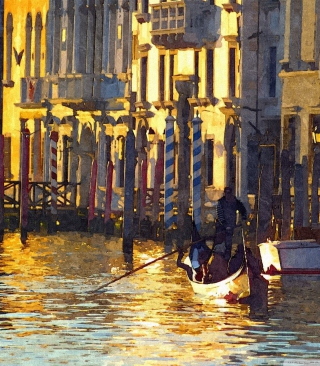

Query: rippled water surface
left=0, top=232, right=320, bottom=365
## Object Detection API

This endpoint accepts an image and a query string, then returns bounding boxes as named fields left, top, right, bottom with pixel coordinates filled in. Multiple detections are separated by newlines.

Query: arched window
left=77, top=1, right=88, bottom=73
left=122, top=2, right=130, bottom=73
left=66, top=0, right=75, bottom=73
left=45, top=9, right=54, bottom=74
left=53, top=0, right=61, bottom=74
left=34, top=13, right=42, bottom=78
left=86, top=0, right=95, bottom=74
left=5, top=12, right=13, bottom=83
left=94, top=0, right=103, bottom=73
left=107, top=0, right=117, bottom=73
left=25, top=13, right=32, bottom=77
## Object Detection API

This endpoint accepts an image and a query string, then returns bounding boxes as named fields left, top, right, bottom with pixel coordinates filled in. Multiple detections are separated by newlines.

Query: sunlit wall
left=3, top=0, right=49, bottom=179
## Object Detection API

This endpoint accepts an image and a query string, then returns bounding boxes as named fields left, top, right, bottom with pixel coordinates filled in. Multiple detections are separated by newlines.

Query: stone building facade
left=2, top=0, right=318, bottom=236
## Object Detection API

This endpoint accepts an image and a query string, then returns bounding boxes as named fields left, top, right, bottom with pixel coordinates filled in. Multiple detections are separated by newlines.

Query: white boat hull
left=258, top=240, right=320, bottom=274
left=184, top=257, right=250, bottom=299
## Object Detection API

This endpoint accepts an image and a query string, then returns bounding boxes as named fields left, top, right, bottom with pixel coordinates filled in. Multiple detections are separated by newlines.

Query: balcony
left=150, top=0, right=217, bottom=49
left=19, top=74, right=126, bottom=109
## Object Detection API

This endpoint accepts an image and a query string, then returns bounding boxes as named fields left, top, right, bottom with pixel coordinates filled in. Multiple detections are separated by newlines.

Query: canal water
left=0, top=233, right=320, bottom=366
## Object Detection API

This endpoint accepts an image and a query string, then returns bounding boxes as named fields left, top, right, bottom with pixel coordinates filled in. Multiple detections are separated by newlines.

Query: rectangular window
left=194, top=50, right=199, bottom=97
left=132, top=35, right=138, bottom=61
left=229, top=47, right=236, bottom=97
left=159, top=54, right=165, bottom=101
left=206, top=49, right=214, bottom=97
left=141, top=56, right=148, bottom=101
left=133, top=0, right=138, bottom=11
left=269, top=47, right=277, bottom=97
left=117, top=25, right=122, bottom=40
left=169, top=54, right=174, bottom=100
left=206, top=138, right=214, bottom=186
left=142, top=0, right=149, bottom=14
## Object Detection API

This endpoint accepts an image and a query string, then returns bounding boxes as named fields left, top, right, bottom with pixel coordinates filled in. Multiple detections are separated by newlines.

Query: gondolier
left=217, top=187, right=247, bottom=261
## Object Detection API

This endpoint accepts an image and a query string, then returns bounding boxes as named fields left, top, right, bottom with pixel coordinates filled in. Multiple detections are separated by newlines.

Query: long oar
left=241, top=226, right=251, bottom=298
left=89, top=238, right=205, bottom=293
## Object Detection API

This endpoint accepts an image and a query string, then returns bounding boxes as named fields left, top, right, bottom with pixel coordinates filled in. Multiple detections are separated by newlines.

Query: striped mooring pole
left=192, top=112, right=203, bottom=232
left=164, top=114, right=176, bottom=230
left=50, top=130, right=59, bottom=232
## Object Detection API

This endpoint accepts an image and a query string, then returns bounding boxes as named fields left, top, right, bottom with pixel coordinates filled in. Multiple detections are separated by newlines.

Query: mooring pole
left=192, top=112, right=203, bottom=233
left=122, top=129, right=136, bottom=254
left=20, top=124, right=30, bottom=244
left=88, top=158, right=98, bottom=232
left=0, top=134, right=4, bottom=242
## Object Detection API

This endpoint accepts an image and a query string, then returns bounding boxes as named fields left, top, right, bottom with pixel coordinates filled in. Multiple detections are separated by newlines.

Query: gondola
left=184, top=256, right=250, bottom=300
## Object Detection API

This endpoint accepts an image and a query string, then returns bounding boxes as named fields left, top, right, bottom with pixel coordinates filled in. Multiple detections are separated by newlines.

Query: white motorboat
left=258, top=239, right=320, bottom=274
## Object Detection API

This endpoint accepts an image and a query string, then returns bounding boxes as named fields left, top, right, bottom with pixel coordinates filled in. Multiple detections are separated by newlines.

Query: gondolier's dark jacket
left=217, top=196, right=247, bottom=228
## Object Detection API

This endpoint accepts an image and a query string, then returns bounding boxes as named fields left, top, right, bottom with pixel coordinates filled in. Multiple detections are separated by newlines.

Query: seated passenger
left=204, top=231, right=228, bottom=283
left=189, top=221, right=211, bottom=273
left=177, top=249, right=194, bottom=281
left=177, top=249, right=208, bottom=282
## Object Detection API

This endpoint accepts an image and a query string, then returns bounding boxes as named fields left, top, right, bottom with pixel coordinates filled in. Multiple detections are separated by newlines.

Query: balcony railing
left=20, top=74, right=126, bottom=105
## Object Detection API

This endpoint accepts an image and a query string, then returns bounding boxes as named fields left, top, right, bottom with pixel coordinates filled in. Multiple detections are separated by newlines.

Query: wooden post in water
left=281, top=149, right=291, bottom=240
left=302, top=156, right=309, bottom=228
left=123, top=129, right=136, bottom=254
left=88, top=159, right=98, bottom=232
left=175, top=81, right=192, bottom=237
left=293, top=163, right=303, bottom=234
left=311, top=148, right=320, bottom=226
left=256, top=146, right=274, bottom=244
left=20, top=123, right=30, bottom=243
left=104, top=160, right=114, bottom=223
left=0, top=134, right=4, bottom=242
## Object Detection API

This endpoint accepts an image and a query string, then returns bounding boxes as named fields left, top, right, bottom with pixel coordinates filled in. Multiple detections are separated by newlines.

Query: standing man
left=217, top=187, right=247, bottom=261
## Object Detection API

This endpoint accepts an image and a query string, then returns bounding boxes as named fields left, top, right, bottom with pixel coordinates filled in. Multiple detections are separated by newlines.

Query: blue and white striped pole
left=164, top=114, right=176, bottom=229
left=192, top=112, right=203, bottom=232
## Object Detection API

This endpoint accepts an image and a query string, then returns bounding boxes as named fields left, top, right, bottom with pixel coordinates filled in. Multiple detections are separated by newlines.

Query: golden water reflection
left=0, top=233, right=319, bottom=365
